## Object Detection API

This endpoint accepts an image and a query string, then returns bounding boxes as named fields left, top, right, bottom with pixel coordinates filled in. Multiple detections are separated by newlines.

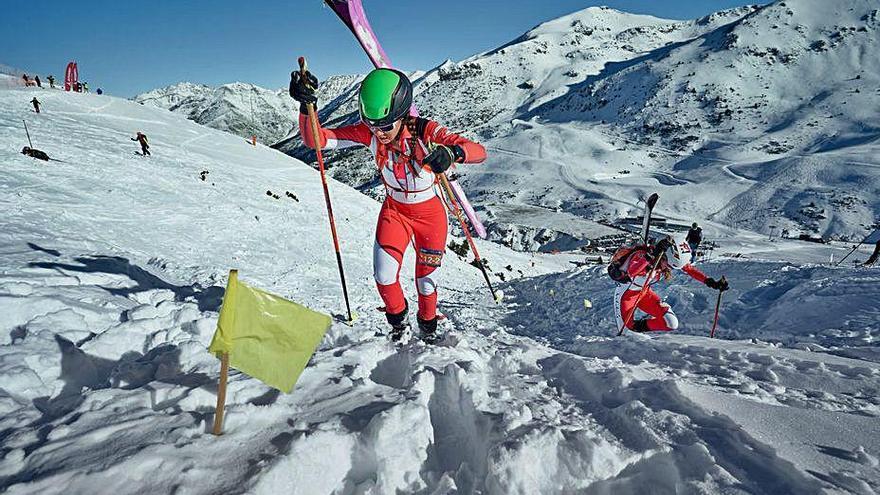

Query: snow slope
left=2, top=85, right=880, bottom=493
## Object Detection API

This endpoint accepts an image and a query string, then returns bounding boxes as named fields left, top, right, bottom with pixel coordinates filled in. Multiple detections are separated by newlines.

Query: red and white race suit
left=614, top=247, right=707, bottom=332
left=299, top=114, right=486, bottom=320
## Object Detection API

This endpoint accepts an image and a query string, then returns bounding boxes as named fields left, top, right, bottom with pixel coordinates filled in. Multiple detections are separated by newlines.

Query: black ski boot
left=385, top=304, right=411, bottom=343
left=418, top=316, right=440, bottom=344
left=632, top=319, right=651, bottom=333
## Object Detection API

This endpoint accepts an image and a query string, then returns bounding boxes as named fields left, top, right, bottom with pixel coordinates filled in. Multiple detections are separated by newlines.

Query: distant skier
left=290, top=66, right=486, bottom=342
left=82, top=82, right=89, bottom=93
left=686, top=222, right=703, bottom=261
left=34, top=75, right=42, bottom=88
left=30, top=97, right=41, bottom=114
left=131, top=132, right=150, bottom=156
left=864, top=240, right=880, bottom=266
left=96, top=88, right=103, bottom=95
left=21, top=146, right=50, bottom=161
left=22, top=74, right=30, bottom=86
left=612, top=235, right=728, bottom=333
left=47, top=75, right=55, bottom=88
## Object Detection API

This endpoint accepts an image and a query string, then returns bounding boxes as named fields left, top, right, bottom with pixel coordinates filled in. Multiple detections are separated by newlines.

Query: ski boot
left=631, top=319, right=651, bottom=333
left=385, top=304, right=411, bottom=343
left=418, top=316, right=441, bottom=344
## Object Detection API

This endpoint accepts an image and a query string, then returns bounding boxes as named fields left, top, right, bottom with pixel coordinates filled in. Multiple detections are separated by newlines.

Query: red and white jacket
left=623, top=249, right=707, bottom=290
left=299, top=114, right=486, bottom=204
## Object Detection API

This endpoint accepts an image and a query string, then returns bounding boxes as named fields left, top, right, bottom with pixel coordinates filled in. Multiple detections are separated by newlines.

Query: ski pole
left=23, top=120, right=33, bottom=148
left=618, top=254, right=663, bottom=336
left=835, top=228, right=880, bottom=266
left=709, top=276, right=725, bottom=338
left=835, top=243, right=861, bottom=267
left=438, top=171, right=500, bottom=303
left=298, top=56, right=355, bottom=325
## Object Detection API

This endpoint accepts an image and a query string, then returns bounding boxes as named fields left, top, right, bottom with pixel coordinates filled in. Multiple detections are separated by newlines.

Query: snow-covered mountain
left=2, top=86, right=880, bottom=494
left=133, top=75, right=362, bottom=145
left=272, top=1, right=879, bottom=250
left=532, top=0, right=880, bottom=240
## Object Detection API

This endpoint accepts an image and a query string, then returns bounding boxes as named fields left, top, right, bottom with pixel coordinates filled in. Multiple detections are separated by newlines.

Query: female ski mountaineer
left=615, top=235, right=728, bottom=333
left=290, top=67, right=486, bottom=343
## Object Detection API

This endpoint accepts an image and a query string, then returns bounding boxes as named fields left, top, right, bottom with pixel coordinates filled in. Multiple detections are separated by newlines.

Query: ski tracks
left=483, top=261, right=880, bottom=493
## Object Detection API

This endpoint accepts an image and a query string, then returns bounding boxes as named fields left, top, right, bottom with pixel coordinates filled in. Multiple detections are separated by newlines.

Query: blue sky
left=2, top=1, right=762, bottom=97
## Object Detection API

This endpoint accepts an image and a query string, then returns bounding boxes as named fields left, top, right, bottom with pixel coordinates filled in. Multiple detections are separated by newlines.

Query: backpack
left=607, top=238, right=646, bottom=283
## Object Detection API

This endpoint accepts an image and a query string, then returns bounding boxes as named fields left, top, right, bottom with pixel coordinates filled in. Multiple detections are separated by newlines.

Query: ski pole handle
left=298, top=57, right=318, bottom=92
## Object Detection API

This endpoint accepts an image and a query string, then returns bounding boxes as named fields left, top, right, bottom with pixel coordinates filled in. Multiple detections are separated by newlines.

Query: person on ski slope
left=686, top=222, right=702, bottom=261
left=289, top=67, right=486, bottom=342
left=131, top=132, right=150, bottom=156
left=30, top=97, right=41, bottom=114
left=21, top=146, right=50, bottom=161
left=615, top=235, right=728, bottom=332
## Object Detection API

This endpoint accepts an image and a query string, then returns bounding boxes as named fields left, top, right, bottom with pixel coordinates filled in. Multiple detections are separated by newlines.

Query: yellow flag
left=208, top=270, right=332, bottom=393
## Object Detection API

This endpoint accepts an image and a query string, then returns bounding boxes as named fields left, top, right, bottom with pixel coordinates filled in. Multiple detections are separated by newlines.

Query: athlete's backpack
left=607, top=238, right=646, bottom=283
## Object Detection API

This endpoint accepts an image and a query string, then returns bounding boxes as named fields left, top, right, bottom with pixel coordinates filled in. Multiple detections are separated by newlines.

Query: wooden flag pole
left=212, top=352, right=230, bottom=435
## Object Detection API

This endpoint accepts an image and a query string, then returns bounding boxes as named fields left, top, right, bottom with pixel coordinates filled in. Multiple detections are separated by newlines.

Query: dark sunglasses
left=366, top=121, right=395, bottom=133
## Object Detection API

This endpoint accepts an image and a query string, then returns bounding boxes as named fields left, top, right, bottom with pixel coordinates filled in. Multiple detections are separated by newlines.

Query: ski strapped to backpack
left=641, top=193, right=659, bottom=244
left=608, top=193, right=659, bottom=283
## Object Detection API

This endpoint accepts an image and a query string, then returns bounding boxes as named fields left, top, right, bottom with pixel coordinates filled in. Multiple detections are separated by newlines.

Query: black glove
left=705, top=277, right=729, bottom=291
left=289, top=70, right=318, bottom=112
left=423, top=145, right=464, bottom=174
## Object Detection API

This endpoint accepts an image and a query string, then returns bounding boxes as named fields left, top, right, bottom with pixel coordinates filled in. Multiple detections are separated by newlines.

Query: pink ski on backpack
left=325, top=0, right=391, bottom=70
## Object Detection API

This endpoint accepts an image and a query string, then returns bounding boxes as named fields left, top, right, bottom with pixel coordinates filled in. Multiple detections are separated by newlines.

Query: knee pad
left=663, top=310, right=679, bottom=330
left=373, top=241, right=401, bottom=286
left=416, top=274, right=437, bottom=296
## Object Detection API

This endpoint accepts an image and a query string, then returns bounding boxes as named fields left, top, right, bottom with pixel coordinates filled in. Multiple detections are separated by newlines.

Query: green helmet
left=358, top=68, right=412, bottom=128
